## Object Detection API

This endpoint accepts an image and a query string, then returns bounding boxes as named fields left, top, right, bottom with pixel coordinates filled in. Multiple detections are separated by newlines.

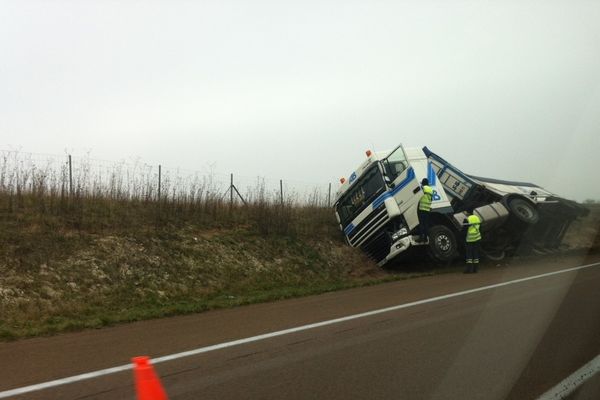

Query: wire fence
left=0, top=149, right=334, bottom=207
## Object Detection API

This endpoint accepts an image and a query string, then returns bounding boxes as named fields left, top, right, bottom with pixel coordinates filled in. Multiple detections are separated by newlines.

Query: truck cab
left=334, top=145, right=458, bottom=266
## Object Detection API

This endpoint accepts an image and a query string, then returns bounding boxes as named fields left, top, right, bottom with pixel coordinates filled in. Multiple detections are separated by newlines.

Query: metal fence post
left=230, top=173, right=234, bottom=207
left=158, top=165, right=162, bottom=201
left=328, top=183, right=332, bottom=207
left=68, top=155, right=73, bottom=196
left=280, top=179, right=284, bottom=206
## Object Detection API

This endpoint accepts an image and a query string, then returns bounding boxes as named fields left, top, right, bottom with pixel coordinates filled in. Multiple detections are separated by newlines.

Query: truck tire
left=427, top=225, right=458, bottom=263
left=506, top=197, right=539, bottom=224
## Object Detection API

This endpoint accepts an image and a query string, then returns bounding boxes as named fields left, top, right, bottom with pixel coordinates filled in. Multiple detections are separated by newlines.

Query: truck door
left=379, top=145, right=420, bottom=216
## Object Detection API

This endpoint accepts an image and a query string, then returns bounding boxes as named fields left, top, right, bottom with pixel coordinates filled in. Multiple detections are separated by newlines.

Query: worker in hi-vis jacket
left=417, top=178, right=433, bottom=242
left=464, top=209, right=482, bottom=273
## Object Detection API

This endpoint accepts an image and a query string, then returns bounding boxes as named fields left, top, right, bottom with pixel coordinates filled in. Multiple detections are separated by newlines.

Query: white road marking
left=537, top=354, right=600, bottom=400
left=1, top=261, right=599, bottom=399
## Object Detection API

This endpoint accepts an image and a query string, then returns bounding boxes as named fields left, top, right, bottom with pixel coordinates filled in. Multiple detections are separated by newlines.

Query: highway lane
left=1, top=254, right=599, bottom=399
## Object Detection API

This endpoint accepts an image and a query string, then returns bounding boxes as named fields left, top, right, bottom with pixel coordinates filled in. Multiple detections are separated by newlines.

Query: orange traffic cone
left=132, top=356, right=169, bottom=400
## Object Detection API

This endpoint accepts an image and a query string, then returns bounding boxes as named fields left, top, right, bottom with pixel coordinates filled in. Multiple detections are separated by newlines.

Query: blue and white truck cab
left=334, top=145, right=588, bottom=266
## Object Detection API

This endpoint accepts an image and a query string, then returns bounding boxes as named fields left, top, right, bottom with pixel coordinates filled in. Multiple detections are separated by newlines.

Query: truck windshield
left=382, top=146, right=409, bottom=182
left=336, top=166, right=386, bottom=226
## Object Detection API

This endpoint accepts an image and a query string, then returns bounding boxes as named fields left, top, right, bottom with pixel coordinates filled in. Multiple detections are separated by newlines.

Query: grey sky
left=1, top=0, right=599, bottom=201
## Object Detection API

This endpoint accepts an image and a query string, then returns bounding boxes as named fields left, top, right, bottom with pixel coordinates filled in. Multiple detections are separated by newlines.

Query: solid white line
left=537, top=354, right=600, bottom=400
left=1, top=261, right=599, bottom=399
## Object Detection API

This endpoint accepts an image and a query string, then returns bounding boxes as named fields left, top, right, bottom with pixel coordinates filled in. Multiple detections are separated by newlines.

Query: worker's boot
left=464, top=261, right=473, bottom=273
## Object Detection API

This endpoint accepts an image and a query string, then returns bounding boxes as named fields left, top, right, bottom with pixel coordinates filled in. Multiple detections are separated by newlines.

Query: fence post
left=328, top=183, right=332, bottom=207
left=230, top=173, right=234, bottom=207
left=280, top=179, right=284, bottom=206
left=158, top=165, right=162, bottom=201
left=68, top=155, right=73, bottom=196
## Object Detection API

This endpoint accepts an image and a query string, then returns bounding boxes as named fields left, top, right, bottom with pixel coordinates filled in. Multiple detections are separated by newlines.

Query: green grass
left=0, top=267, right=441, bottom=340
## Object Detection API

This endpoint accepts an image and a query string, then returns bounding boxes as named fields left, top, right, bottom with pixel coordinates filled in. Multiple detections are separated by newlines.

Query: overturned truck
left=333, top=145, right=588, bottom=266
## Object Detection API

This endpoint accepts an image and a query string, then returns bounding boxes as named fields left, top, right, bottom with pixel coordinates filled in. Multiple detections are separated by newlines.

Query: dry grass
left=562, top=204, right=600, bottom=251
left=0, top=151, right=386, bottom=340
left=0, top=149, right=336, bottom=236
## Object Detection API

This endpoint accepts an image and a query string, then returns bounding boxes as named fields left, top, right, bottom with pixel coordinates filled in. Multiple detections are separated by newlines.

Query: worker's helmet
left=421, top=178, right=429, bottom=186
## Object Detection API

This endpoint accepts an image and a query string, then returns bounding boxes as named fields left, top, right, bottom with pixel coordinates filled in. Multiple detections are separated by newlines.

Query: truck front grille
left=348, top=205, right=389, bottom=247
left=360, top=229, right=392, bottom=263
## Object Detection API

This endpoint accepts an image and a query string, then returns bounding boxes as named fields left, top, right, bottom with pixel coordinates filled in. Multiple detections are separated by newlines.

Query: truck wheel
left=507, top=197, right=539, bottom=224
left=427, top=225, right=458, bottom=263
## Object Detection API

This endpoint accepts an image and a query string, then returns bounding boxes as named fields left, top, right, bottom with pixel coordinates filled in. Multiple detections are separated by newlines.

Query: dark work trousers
left=417, top=209, right=430, bottom=241
left=465, top=241, right=481, bottom=273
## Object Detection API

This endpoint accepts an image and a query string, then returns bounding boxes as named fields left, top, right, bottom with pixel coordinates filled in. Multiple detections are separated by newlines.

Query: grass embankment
left=0, top=191, right=397, bottom=341
left=563, top=203, right=600, bottom=251
left=1, top=190, right=598, bottom=341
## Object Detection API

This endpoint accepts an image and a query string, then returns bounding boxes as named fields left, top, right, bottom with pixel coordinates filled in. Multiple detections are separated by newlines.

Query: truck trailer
left=333, top=145, right=588, bottom=266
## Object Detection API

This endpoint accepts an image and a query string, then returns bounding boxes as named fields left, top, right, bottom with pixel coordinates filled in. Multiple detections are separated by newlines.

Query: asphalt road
left=1, top=254, right=599, bottom=400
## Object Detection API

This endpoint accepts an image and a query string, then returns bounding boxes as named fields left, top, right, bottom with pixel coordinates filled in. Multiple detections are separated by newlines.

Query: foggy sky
left=1, top=0, right=599, bottom=201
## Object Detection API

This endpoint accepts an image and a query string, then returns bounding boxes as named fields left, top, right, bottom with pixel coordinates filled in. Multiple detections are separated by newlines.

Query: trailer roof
left=467, top=175, right=538, bottom=188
